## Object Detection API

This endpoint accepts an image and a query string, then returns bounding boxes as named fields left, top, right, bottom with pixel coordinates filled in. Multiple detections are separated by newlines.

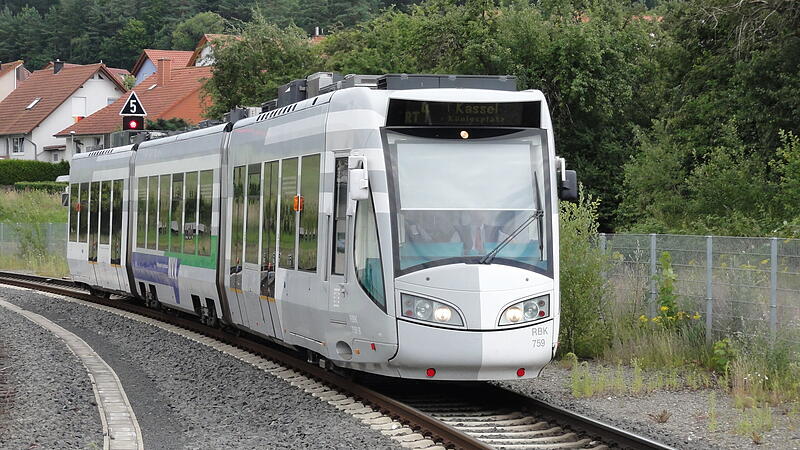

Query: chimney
left=157, top=58, right=172, bottom=86
left=54, top=59, right=64, bottom=74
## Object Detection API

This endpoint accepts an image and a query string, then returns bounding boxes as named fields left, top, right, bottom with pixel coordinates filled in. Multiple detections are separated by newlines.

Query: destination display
left=386, top=99, right=541, bottom=128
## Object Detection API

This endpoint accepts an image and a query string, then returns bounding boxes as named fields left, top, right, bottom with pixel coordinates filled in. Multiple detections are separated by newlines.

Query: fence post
left=770, top=237, right=778, bottom=340
left=705, top=236, right=713, bottom=345
left=650, top=233, right=658, bottom=317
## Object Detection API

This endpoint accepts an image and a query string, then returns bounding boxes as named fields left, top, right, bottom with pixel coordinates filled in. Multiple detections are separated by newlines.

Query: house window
left=53, top=152, right=59, bottom=162
left=25, top=98, right=41, bottom=110
left=11, top=137, right=24, bottom=154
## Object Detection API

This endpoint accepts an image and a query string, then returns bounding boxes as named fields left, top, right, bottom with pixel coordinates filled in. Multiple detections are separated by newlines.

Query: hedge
left=13, top=181, right=69, bottom=193
left=0, top=160, right=69, bottom=185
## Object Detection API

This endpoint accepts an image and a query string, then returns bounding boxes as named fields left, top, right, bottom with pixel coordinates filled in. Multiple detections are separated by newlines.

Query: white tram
left=66, top=74, right=578, bottom=380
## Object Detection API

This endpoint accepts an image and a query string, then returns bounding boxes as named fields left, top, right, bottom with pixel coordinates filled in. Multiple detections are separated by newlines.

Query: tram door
left=327, top=157, right=350, bottom=324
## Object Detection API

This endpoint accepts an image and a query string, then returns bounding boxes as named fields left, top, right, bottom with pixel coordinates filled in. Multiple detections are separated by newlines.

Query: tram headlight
left=499, top=294, right=550, bottom=326
left=401, top=294, right=464, bottom=327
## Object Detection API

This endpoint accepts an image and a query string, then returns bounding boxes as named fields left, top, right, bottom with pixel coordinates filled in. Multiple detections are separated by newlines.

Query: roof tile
left=0, top=63, right=125, bottom=135
left=56, top=65, right=213, bottom=137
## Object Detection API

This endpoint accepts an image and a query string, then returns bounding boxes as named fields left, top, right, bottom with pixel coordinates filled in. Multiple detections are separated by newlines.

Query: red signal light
left=122, top=116, right=144, bottom=131
left=426, top=368, right=436, bottom=377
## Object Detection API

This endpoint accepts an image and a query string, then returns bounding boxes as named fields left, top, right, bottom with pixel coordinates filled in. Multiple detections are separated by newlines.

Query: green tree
left=101, top=19, right=151, bottom=69
left=171, top=11, right=227, bottom=50
left=203, top=12, right=319, bottom=118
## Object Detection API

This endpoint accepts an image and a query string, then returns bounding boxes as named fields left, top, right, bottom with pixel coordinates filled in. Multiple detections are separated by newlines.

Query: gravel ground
left=496, top=363, right=800, bottom=450
left=0, top=294, right=103, bottom=449
left=0, top=286, right=401, bottom=450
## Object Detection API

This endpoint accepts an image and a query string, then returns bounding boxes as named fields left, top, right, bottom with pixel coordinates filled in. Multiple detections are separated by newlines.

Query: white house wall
left=20, top=76, right=123, bottom=162
left=0, top=68, right=18, bottom=103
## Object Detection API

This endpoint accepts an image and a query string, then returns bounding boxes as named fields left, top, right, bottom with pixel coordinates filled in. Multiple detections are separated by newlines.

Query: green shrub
left=0, top=160, right=69, bottom=185
left=14, top=181, right=68, bottom=193
left=559, top=189, right=611, bottom=357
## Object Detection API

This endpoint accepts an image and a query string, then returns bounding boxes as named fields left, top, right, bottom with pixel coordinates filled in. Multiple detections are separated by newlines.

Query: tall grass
left=0, top=188, right=66, bottom=223
left=0, top=189, right=68, bottom=277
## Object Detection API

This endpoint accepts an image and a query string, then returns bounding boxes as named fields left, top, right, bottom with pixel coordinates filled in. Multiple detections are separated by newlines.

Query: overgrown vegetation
left=0, top=190, right=68, bottom=277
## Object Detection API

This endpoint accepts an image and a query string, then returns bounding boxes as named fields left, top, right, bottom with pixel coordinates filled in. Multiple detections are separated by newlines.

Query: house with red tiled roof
left=0, top=61, right=126, bottom=162
left=131, top=49, right=194, bottom=86
left=187, top=34, right=239, bottom=67
left=56, top=61, right=212, bottom=152
left=0, top=60, right=30, bottom=103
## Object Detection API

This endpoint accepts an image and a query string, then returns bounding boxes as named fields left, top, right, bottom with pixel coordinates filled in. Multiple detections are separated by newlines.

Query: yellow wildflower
left=761, top=259, right=769, bottom=265
left=660, top=305, right=669, bottom=312
left=639, top=315, right=649, bottom=323
left=652, top=316, right=662, bottom=323
left=693, top=313, right=701, bottom=320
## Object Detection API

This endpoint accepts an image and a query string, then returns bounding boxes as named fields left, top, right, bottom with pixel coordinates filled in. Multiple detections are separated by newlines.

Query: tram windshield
left=386, top=130, right=551, bottom=275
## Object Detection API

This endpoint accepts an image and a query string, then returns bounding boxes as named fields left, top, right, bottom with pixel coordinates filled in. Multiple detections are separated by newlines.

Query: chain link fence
left=602, top=233, right=800, bottom=344
left=0, top=222, right=66, bottom=256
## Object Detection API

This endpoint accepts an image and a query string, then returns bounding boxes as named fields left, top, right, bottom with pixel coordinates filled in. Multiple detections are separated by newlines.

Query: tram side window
left=331, top=158, right=348, bottom=275
left=69, top=184, right=79, bottom=242
left=298, top=154, right=320, bottom=272
left=137, top=178, right=146, bottom=248
left=231, top=166, right=246, bottom=272
left=354, top=194, right=386, bottom=310
left=111, top=179, right=123, bottom=264
left=79, top=182, right=89, bottom=243
left=88, top=182, right=100, bottom=261
left=279, top=158, right=298, bottom=269
left=158, top=174, right=170, bottom=251
left=261, top=161, right=279, bottom=297
left=184, top=171, right=198, bottom=255
left=198, top=170, right=213, bottom=257
left=245, top=164, right=261, bottom=264
left=170, top=174, right=184, bottom=253
left=147, top=176, right=158, bottom=250
left=100, top=181, right=111, bottom=245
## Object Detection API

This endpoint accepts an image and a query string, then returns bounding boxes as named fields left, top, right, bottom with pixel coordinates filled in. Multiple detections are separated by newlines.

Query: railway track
left=0, top=271, right=674, bottom=450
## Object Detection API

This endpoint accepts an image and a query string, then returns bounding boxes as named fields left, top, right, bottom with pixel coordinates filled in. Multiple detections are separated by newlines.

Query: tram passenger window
left=279, top=158, right=298, bottom=269
left=111, top=179, right=123, bottom=264
left=198, top=170, right=213, bottom=257
left=147, top=176, right=158, bottom=250
left=231, top=166, right=246, bottom=272
left=245, top=164, right=261, bottom=264
left=79, top=182, right=88, bottom=243
left=170, top=174, right=184, bottom=253
left=158, top=174, right=170, bottom=251
left=100, top=181, right=111, bottom=245
left=331, top=158, right=348, bottom=275
left=69, top=184, right=79, bottom=242
left=299, top=154, right=320, bottom=272
left=354, top=193, right=385, bottom=310
left=261, top=161, right=279, bottom=296
left=184, top=172, right=198, bottom=255
left=89, top=182, right=100, bottom=261
left=137, top=178, right=146, bottom=248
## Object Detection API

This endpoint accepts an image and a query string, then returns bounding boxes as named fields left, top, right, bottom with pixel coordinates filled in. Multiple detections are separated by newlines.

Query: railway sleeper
left=483, top=431, right=580, bottom=445
left=433, top=411, right=524, bottom=421
left=443, top=416, right=540, bottom=427
left=460, top=421, right=551, bottom=433
left=494, top=438, right=599, bottom=450
left=469, top=426, right=563, bottom=439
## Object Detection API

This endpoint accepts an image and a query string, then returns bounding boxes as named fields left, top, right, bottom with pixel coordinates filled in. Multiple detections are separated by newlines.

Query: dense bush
left=558, top=190, right=611, bottom=357
left=0, top=160, right=69, bottom=186
left=14, top=181, right=68, bottom=193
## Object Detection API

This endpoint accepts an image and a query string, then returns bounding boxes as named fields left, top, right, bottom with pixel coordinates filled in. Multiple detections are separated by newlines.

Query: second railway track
left=0, top=271, right=674, bottom=450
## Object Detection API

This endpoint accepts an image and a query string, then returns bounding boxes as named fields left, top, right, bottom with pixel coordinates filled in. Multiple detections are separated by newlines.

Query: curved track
left=0, top=271, right=674, bottom=450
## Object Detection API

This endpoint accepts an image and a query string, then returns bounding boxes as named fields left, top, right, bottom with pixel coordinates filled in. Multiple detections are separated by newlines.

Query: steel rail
left=0, top=271, right=675, bottom=450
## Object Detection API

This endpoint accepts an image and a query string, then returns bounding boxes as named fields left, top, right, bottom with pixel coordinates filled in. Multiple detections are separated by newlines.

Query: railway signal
left=122, top=116, right=144, bottom=131
left=119, top=91, right=147, bottom=131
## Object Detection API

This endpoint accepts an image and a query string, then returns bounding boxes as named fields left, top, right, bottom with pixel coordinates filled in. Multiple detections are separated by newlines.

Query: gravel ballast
left=0, top=291, right=103, bottom=449
left=0, top=286, right=401, bottom=450
left=497, top=364, right=800, bottom=450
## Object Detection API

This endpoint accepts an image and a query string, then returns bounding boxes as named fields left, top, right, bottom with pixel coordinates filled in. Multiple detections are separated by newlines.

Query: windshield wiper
left=479, top=209, right=544, bottom=265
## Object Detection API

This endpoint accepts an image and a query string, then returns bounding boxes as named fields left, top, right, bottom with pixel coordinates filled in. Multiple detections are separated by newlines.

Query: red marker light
left=538, top=310, right=546, bottom=317
left=370, top=343, right=376, bottom=351
left=517, top=368, right=526, bottom=377
left=129, top=120, right=139, bottom=129
left=426, top=368, right=436, bottom=377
